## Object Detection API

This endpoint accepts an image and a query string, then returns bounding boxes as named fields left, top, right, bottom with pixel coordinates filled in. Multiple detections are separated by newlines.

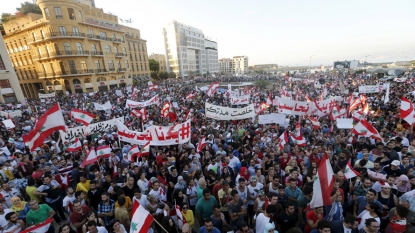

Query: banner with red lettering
left=277, top=97, right=342, bottom=116
left=125, top=95, right=160, bottom=108
left=115, top=120, right=191, bottom=146
left=230, top=94, right=250, bottom=105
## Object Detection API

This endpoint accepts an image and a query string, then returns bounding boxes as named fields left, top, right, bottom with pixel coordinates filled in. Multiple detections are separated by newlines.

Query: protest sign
left=336, top=118, right=354, bottom=129
left=258, top=114, right=286, bottom=125
left=205, top=103, right=255, bottom=120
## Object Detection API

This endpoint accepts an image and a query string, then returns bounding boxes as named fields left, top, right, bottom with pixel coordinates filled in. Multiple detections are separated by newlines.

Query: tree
left=254, top=80, right=270, bottom=89
left=159, top=72, right=169, bottom=80
left=1, top=13, right=12, bottom=23
left=149, top=59, right=160, bottom=72
left=169, top=72, right=176, bottom=79
left=150, top=71, right=159, bottom=80
left=16, top=2, right=42, bottom=15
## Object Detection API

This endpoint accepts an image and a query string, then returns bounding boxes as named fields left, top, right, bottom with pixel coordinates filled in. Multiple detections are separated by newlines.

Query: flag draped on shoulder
left=206, top=82, right=219, bottom=97
left=130, top=199, right=153, bottom=233
left=344, top=159, right=360, bottom=179
left=20, top=216, right=52, bottom=233
left=23, top=103, right=66, bottom=151
left=70, top=108, right=95, bottom=126
left=351, top=119, right=382, bottom=141
left=308, top=153, right=335, bottom=209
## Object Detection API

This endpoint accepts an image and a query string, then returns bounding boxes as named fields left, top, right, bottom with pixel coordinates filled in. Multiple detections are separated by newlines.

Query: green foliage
left=16, top=1, right=42, bottom=15
left=169, top=72, right=176, bottom=79
left=1, top=13, right=12, bottom=23
left=254, top=80, right=270, bottom=89
left=149, top=59, right=160, bottom=72
left=159, top=72, right=169, bottom=80
left=150, top=71, right=159, bottom=80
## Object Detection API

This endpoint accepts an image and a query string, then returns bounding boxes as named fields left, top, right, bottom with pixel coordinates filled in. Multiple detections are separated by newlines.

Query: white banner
left=116, top=120, right=191, bottom=146
left=258, top=113, right=286, bottom=125
left=2, top=119, right=15, bottom=129
left=230, top=94, right=250, bottom=105
left=336, top=118, right=354, bottom=129
left=358, top=85, right=380, bottom=93
left=125, top=95, right=159, bottom=108
left=59, top=117, right=124, bottom=143
left=277, top=97, right=313, bottom=115
left=93, top=101, right=112, bottom=110
left=205, top=103, right=255, bottom=120
left=38, top=93, right=56, bottom=98
left=115, top=90, right=123, bottom=96
left=0, top=110, right=22, bottom=118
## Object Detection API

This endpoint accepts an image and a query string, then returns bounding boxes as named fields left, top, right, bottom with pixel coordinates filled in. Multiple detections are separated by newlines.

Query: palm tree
left=254, top=80, right=270, bottom=89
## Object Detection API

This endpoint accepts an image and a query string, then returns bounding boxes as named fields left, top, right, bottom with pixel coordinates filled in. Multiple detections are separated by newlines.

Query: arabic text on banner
left=93, top=101, right=112, bottom=110
left=205, top=103, right=255, bottom=120
left=38, top=93, right=56, bottom=98
left=258, top=114, right=286, bottom=125
left=116, top=120, right=191, bottom=146
left=125, top=95, right=159, bottom=108
left=0, top=110, right=22, bottom=118
left=59, top=117, right=125, bottom=143
left=358, top=85, right=380, bottom=93
left=277, top=97, right=342, bottom=116
left=230, top=94, right=251, bottom=105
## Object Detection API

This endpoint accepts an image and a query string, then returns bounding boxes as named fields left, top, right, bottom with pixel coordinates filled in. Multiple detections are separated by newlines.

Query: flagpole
left=152, top=218, right=169, bottom=233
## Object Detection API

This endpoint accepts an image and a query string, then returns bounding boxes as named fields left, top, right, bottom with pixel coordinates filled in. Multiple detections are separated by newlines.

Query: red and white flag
left=352, top=111, right=364, bottom=122
left=329, top=103, right=341, bottom=121
left=197, top=137, right=207, bottom=153
left=290, top=122, right=306, bottom=146
left=349, top=97, right=361, bottom=112
left=112, top=163, right=118, bottom=177
left=351, top=119, right=382, bottom=141
left=128, top=145, right=140, bottom=162
left=96, top=145, right=111, bottom=159
left=255, top=102, right=270, bottom=115
left=206, top=82, right=219, bottom=97
left=130, top=199, right=153, bottom=233
left=161, top=101, right=177, bottom=122
left=362, top=102, right=369, bottom=115
left=308, top=153, right=335, bottom=210
left=266, top=93, right=273, bottom=105
left=186, top=93, right=195, bottom=100
left=306, top=115, right=320, bottom=130
left=20, top=217, right=53, bottom=233
left=80, top=147, right=97, bottom=168
left=65, top=138, right=82, bottom=152
left=184, top=110, right=191, bottom=121
left=140, top=141, right=150, bottom=156
left=131, top=108, right=147, bottom=120
left=277, top=131, right=289, bottom=150
left=23, top=103, right=66, bottom=151
left=400, top=96, right=415, bottom=125
left=344, top=159, right=360, bottom=179
left=148, top=84, right=159, bottom=91
left=175, top=204, right=186, bottom=228
left=70, top=109, right=95, bottom=126
left=328, top=124, right=333, bottom=133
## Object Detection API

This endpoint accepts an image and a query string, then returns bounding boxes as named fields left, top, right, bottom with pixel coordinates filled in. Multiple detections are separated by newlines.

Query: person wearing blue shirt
left=199, top=217, right=220, bottom=233
left=356, top=148, right=373, bottom=161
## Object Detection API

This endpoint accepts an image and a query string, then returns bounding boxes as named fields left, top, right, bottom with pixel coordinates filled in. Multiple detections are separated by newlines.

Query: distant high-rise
left=219, top=56, right=249, bottom=75
left=163, top=20, right=218, bottom=77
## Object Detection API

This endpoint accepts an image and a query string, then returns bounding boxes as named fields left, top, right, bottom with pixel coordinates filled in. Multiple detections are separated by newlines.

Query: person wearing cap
left=384, top=160, right=404, bottom=177
left=247, top=176, right=263, bottom=226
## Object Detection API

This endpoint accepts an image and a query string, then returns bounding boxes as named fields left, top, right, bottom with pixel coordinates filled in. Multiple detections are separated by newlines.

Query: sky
left=3, top=0, right=415, bottom=66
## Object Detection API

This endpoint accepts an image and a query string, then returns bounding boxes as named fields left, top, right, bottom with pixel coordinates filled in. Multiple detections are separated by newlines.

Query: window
left=125, top=60, right=129, bottom=68
left=104, top=45, right=111, bottom=53
left=64, top=42, right=71, bottom=54
left=54, top=7, right=63, bottom=19
left=139, top=55, right=141, bottom=62
left=136, top=64, right=139, bottom=71
left=121, top=36, right=124, bottom=42
left=112, top=34, right=116, bottom=41
left=73, top=27, right=79, bottom=36
left=68, top=60, right=76, bottom=73
left=68, top=8, right=75, bottom=20
left=80, top=61, right=87, bottom=72
left=108, top=60, right=114, bottom=70
left=100, top=32, right=107, bottom=40
left=78, top=11, right=83, bottom=19
left=123, top=47, right=127, bottom=56
left=76, top=42, right=83, bottom=54
left=91, top=44, right=97, bottom=53
left=95, top=60, right=101, bottom=69
left=131, top=64, right=134, bottom=71
left=59, top=26, right=66, bottom=36
left=117, top=60, right=121, bottom=69
left=0, top=55, right=5, bottom=70
left=88, top=29, right=93, bottom=37
left=145, top=64, right=147, bottom=71
left=114, top=47, right=118, bottom=54
left=44, top=8, right=50, bottom=19
left=0, top=80, right=11, bottom=88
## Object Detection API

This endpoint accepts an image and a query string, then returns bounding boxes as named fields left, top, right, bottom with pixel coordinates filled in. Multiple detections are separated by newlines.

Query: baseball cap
left=391, top=160, right=400, bottom=166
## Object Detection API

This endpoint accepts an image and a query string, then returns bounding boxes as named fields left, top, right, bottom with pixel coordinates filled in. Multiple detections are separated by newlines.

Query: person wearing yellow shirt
left=26, top=178, right=41, bottom=203
left=181, top=203, right=194, bottom=229
left=76, top=173, right=90, bottom=197
left=114, top=189, right=132, bottom=216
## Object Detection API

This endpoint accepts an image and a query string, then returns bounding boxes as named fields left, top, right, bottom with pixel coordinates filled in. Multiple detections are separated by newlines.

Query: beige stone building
left=148, top=53, right=167, bottom=73
left=2, top=0, right=150, bottom=98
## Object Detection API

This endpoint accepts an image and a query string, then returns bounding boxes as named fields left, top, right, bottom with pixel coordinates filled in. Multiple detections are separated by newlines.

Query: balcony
left=118, top=68, right=127, bottom=72
left=32, top=50, right=90, bottom=61
left=108, top=68, right=116, bottom=71
left=111, top=38, right=122, bottom=43
left=91, top=51, right=104, bottom=56
left=115, top=53, right=126, bottom=57
left=37, top=69, right=94, bottom=79
left=88, top=34, right=101, bottom=40
left=95, top=69, right=108, bottom=73
left=29, top=32, right=86, bottom=44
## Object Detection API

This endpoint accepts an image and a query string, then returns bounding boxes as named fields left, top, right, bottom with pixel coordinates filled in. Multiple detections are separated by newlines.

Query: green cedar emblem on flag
left=99, top=150, right=104, bottom=155
left=38, top=126, right=46, bottom=133
left=80, top=114, right=85, bottom=119
left=132, top=222, right=138, bottom=231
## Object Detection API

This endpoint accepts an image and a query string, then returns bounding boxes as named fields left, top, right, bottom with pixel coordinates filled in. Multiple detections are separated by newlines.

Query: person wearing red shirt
left=279, top=153, right=290, bottom=170
left=305, top=206, right=324, bottom=233
left=156, top=151, right=168, bottom=167
left=212, top=177, right=224, bottom=201
left=70, top=200, right=90, bottom=233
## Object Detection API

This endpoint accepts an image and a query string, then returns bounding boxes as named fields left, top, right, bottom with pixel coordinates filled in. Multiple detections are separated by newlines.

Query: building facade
left=0, top=34, right=25, bottom=103
left=163, top=20, right=218, bottom=78
left=218, top=58, right=233, bottom=74
left=204, top=39, right=218, bottom=74
left=253, top=64, right=278, bottom=69
left=219, top=56, right=249, bottom=75
left=148, top=53, right=167, bottom=73
left=2, top=0, right=150, bottom=98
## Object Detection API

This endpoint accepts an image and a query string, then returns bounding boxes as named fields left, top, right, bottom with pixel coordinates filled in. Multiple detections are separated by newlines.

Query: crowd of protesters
left=0, top=72, right=413, bottom=233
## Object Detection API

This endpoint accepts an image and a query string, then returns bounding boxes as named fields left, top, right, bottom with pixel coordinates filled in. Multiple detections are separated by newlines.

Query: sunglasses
left=182, top=206, right=188, bottom=209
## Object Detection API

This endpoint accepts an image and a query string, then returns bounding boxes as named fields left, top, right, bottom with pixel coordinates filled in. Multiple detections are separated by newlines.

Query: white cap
left=391, top=160, right=400, bottom=166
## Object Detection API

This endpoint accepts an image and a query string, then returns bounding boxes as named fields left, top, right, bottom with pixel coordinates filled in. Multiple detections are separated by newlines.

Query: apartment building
left=148, top=53, right=167, bottom=73
left=219, top=56, right=249, bottom=75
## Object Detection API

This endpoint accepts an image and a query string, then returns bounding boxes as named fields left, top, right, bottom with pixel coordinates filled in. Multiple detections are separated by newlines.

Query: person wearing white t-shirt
left=132, top=189, right=148, bottom=208
left=256, top=205, right=276, bottom=233
left=0, top=203, right=12, bottom=231
left=247, top=176, right=263, bottom=226
left=228, top=153, right=240, bottom=170
left=62, top=187, right=76, bottom=214
left=86, top=220, right=108, bottom=233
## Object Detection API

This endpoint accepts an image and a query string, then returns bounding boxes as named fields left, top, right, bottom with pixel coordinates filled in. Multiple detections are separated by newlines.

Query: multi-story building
left=253, top=64, right=278, bottom=69
left=2, top=0, right=150, bottom=98
left=163, top=20, right=218, bottom=78
left=219, top=56, right=249, bottom=75
left=148, top=53, right=167, bottom=73
left=204, top=39, right=218, bottom=74
left=218, top=58, right=233, bottom=74
left=0, top=34, right=25, bottom=102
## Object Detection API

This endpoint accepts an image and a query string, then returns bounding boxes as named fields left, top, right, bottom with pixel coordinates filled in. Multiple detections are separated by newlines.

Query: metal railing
left=32, top=50, right=90, bottom=60
left=95, top=69, right=108, bottom=73
left=91, top=51, right=104, bottom=56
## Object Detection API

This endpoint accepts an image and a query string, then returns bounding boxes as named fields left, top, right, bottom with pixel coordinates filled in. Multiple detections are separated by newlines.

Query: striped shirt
left=58, top=164, right=73, bottom=180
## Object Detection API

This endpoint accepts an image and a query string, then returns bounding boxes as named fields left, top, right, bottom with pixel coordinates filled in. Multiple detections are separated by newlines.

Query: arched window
left=54, top=80, right=60, bottom=85
left=91, top=44, right=97, bottom=53
left=64, top=42, right=71, bottom=54
left=73, top=79, right=81, bottom=84
left=45, top=45, right=50, bottom=55
left=104, top=45, right=111, bottom=53
left=112, top=34, right=116, bottom=41
left=123, top=47, right=127, bottom=56
left=121, top=36, right=124, bottom=42
left=97, top=77, right=106, bottom=82
left=54, top=43, right=60, bottom=53
left=114, top=47, right=118, bottom=54
left=84, top=78, right=91, bottom=83
left=64, top=80, right=70, bottom=85
left=46, top=81, right=53, bottom=85
left=76, top=42, right=83, bottom=53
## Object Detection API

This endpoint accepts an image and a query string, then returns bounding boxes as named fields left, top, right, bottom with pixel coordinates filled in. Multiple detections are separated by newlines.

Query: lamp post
left=309, top=55, right=315, bottom=72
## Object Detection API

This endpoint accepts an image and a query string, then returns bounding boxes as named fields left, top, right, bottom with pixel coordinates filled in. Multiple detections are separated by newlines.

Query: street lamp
left=309, top=55, right=315, bottom=72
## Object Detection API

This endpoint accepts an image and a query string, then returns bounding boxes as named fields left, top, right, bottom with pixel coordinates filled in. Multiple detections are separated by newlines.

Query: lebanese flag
left=128, top=145, right=140, bottom=161
left=80, top=148, right=97, bottom=168
left=400, top=96, right=415, bottom=125
left=148, top=84, right=159, bottom=91
left=307, top=153, right=335, bottom=210
left=175, top=204, right=186, bottom=228
left=349, top=97, right=361, bottom=112
left=168, top=101, right=177, bottom=122
left=23, top=103, right=66, bottom=152
left=131, top=109, right=141, bottom=118
left=197, top=137, right=207, bottom=153
left=186, top=93, right=195, bottom=100
left=130, top=199, right=153, bottom=233
left=140, top=141, right=150, bottom=156
left=351, top=119, right=382, bottom=141
left=362, top=102, right=369, bottom=115
left=266, top=93, right=273, bottom=105
left=20, top=217, right=53, bottom=233
left=96, top=145, right=111, bottom=159
left=112, top=163, right=118, bottom=177
left=306, top=115, right=320, bottom=130
left=255, top=102, right=270, bottom=115
left=328, top=124, right=333, bottom=133
left=389, top=216, right=407, bottom=232
left=360, top=94, right=367, bottom=105
left=352, top=111, right=364, bottom=122
left=277, top=131, right=289, bottom=150
left=290, top=122, right=306, bottom=146
left=70, top=109, right=95, bottom=126
left=140, top=108, right=147, bottom=120
left=330, top=103, right=341, bottom=121
left=65, top=138, right=82, bottom=152
left=344, top=159, right=360, bottom=179
left=55, top=173, right=71, bottom=190
left=206, top=82, right=219, bottom=97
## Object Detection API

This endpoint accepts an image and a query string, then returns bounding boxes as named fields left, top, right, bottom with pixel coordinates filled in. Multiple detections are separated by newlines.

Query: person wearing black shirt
left=276, top=201, right=298, bottom=233
left=122, top=176, right=137, bottom=200
left=383, top=160, right=403, bottom=177
left=167, top=167, right=179, bottom=203
left=102, top=173, right=112, bottom=191
left=87, top=180, right=103, bottom=210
